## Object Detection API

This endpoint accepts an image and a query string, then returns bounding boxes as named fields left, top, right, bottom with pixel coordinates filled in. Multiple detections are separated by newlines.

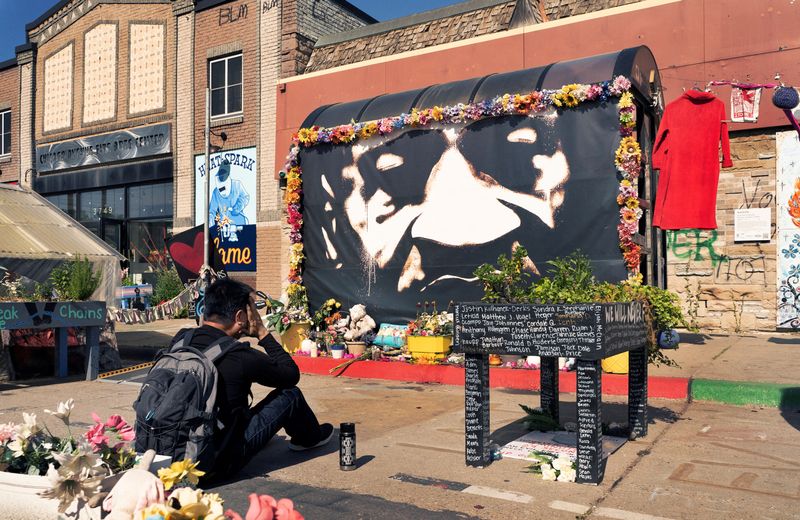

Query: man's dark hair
left=203, top=278, right=253, bottom=325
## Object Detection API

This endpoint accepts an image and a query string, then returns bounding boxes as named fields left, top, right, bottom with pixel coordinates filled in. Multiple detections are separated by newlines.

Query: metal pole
left=202, top=88, right=210, bottom=275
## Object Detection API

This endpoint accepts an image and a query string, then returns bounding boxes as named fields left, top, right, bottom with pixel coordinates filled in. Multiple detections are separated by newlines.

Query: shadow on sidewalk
left=780, top=387, right=800, bottom=432
left=490, top=401, right=681, bottom=446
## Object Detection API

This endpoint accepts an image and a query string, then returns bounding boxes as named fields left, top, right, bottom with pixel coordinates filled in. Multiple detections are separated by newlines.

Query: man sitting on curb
left=170, top=278, right=333, bottom=482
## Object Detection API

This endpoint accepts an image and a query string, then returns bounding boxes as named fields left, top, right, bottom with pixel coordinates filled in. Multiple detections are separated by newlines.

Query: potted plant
left=0, top=399, right=138, bottom=516
left=406, top=302, right=454, bottom=363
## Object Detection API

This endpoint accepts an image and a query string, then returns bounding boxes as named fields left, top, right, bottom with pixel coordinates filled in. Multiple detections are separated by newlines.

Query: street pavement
left=1, top=364, right=799, bottom=519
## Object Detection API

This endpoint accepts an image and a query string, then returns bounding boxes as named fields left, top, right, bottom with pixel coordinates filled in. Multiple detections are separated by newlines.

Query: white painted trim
left=280, top=0, right=682, bottom=84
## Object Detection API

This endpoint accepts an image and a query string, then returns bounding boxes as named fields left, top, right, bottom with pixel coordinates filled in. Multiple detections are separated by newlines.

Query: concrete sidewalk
left=1, top=373, right=798, bottom=519
left=114, top=321, right=800, bottom=406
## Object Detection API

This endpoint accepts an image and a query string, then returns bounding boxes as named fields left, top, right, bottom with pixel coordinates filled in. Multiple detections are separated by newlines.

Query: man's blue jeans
left=242, top=386, right=322, bottom=460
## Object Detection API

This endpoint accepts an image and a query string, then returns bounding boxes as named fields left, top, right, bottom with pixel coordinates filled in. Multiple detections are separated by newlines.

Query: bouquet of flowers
left=0, top=399, right=137, bottom=513
left=311, top=298, right=342, bottom=332
left=263, top=289, right=312, bottom=335
left=134, top=459, right=304, bottom=520
left=407, top=302, right=454, bottom=337
left=524, top=452, right=577, bottom=483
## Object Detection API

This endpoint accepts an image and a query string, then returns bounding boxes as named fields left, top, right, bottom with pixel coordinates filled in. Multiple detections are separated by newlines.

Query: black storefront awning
left=34, top=157, right=173, bottom=195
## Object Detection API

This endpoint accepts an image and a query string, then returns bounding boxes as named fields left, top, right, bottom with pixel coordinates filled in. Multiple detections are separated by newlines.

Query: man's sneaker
left=289, top=423, right=334, bottom=451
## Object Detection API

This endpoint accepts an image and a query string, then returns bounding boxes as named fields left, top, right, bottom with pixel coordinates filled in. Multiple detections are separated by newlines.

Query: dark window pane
left=105, top=188, right=125, bottom=219
left=227, top=55, right=242, bottom=85
left=2, top=133, right=8, bottom=156
left=211, top=88, right=226, bottom=116
left=79, top=190, right=102, bottom=221
left=227, top=84, right=242, bottom=113
left=210, top=60, right=225, bottom=89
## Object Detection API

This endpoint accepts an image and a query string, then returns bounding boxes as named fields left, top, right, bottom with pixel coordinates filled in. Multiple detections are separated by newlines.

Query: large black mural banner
left=300, top=102, right=625, bottom=324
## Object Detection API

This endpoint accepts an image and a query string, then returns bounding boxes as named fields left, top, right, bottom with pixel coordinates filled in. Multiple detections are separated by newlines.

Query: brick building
left=276, top=0, right=800, bottom=332
left=0, top=58, right=20, bottom=185
left=16, top=0, right=373, bottom=289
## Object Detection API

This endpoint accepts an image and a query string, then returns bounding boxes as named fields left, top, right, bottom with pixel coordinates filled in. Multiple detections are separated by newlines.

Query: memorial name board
left=453, top=302, right=646, bottom=359
left=36, top=123, right=171, bottom=172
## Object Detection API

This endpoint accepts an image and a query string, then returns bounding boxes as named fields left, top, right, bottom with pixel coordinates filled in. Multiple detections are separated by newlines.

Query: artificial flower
left=557, top=467, right=577, bottom=482
left=625, top=198, right=640, bottom=209
left=295, top=127, right=319, bottom=146
left=44, top=398, right=75, bottom=424
left=158, top=459, right=206, bottom=491
left=618, top=91, right=634, bottom=109
left=0, top=422, right=15, bottom=442
left=541, top=463, right=557, bottom=481
left=169, top=487, right=225, bottom=520
left=7, top=437, right=25, bottom=458
left=551, top=456, right=573, bottom=472
left=135, top=503, right=177, bottom=520
left=52, top=441, right=103, bottom=475
left=16, top=412, right=41, bottom=439
left=39, top=464, right=103, bottom=513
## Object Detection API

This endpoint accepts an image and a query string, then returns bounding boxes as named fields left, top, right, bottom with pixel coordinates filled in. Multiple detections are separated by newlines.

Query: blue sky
left=0, top=0, right=464, bottom=62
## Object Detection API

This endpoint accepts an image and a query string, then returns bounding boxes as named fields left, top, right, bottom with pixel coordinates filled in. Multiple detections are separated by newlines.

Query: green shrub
left=153, top=268, right=184, bottom=304
left=49, top=257, right=101, bottom=301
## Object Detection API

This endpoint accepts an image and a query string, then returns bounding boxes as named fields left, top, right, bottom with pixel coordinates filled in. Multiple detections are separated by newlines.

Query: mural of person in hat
left=209, top=160, right=250, bottom=227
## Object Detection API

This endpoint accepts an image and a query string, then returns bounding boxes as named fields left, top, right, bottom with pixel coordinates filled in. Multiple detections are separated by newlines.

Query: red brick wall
left=0, top=65, right=20, bottom=183
left=193, top=0, right=259, bottom=153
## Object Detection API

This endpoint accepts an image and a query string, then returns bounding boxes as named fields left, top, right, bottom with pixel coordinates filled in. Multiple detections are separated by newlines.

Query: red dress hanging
left=652, top=91, right=733, bottom=230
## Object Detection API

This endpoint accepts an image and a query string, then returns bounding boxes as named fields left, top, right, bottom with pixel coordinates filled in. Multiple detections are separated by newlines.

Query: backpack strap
left=203, top=335, right=244, bottom=363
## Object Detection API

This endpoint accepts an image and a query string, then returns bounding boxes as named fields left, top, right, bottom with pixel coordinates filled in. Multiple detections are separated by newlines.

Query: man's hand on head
left=247, top=293, right=270, bottom=341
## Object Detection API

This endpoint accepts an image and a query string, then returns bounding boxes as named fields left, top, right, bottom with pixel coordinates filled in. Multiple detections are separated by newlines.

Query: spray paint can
left=339, top=422, right=356, bottom=471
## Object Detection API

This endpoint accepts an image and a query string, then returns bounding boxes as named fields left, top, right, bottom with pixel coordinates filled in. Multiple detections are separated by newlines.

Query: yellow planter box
left=280, top=322, right=311, bottom=354
left=407, top=335, right=452, bottom=363
left=601, top=351, right=629, bottom=374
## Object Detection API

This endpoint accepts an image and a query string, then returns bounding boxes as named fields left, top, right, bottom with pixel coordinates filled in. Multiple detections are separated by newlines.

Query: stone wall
left=666, top=130, right=779, bottom=332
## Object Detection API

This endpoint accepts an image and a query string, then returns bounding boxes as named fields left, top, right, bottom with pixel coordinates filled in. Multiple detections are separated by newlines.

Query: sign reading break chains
left=194, top=147, right=257, bottom=271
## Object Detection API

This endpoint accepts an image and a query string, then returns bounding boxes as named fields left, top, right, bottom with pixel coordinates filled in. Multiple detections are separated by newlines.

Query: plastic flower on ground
left=541, top=463, right=557, bottom=481
left=169, top=487, right=225, bottom=520
left=158, top=459, right=206, bottom=491
left=551, top=455, right=573, bottom=472
left=39, top=463, right=103, bottom=513
left=557, top=467, right=577, bottom=482
left=0, top=422, right=15, bottom=442
left=224, top=493, right=304, bottom=520
left=52, top=440, right=103, bottom=475
left=44, top=398, right=75, bottom=425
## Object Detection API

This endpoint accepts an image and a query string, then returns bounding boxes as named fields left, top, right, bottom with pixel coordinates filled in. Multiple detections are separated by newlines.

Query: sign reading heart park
left=194, top=147, right=257, bottom=272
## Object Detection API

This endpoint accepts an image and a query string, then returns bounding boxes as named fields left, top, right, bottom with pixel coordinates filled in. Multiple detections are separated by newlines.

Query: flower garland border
left=283, top=76, right=642, bottom=298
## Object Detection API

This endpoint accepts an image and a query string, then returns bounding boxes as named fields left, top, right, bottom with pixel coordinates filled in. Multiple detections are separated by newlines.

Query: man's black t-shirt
left=169, top=325, right=299, bottom=474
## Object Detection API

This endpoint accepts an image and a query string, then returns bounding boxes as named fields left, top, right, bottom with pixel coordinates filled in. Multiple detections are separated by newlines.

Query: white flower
left=541, top=463, right=557, bottom=481
left=557, top=467, right=577, bottom=482
left=7, top=437, right=26, bottom=458
left=552, top=455, right=574, bottom=472
left=16, top=413, right=41, bottom=439
left=169, top=487, right=225, bottom=520
left=39, top=463, right=103, bottom=513
left=44, top=399, right=75, bottom=424
left=52, top=441, right=103, bottom=475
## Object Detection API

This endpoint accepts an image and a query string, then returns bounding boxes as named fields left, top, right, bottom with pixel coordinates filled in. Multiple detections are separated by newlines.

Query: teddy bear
left=343, top=303, right=377, bottom=341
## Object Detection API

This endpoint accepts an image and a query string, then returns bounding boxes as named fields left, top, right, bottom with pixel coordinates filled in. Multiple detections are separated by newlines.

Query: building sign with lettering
left=195, top=147, right=257, bottom=272
left=36, top=123, right=171, bottom=172
left=734, top=207, right=771, bottom=242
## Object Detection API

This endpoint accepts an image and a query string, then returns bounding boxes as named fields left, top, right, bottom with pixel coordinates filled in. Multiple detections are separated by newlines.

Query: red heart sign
left=169, top=232, right=204, bottom=276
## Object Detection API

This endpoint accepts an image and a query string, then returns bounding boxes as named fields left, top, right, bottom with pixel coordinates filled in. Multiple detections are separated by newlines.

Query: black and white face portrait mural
left=300, top=101, right=627, bottom=323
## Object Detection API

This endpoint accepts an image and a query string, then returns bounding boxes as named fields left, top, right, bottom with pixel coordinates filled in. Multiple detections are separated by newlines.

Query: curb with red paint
left=294, top=356, right=690, bottom=400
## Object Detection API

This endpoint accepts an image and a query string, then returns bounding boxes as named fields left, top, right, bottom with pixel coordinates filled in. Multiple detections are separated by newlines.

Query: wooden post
left=539, top=356, right=559, bottom=423
left=54, top=327, right=68, bottom=378
left=465, top=352, right=491, bottom=467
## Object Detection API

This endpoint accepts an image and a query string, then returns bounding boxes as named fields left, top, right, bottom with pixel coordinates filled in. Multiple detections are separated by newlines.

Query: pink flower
left=0, top=422, right=16, bottom=442
left=86, top=423, right=110, bottom=452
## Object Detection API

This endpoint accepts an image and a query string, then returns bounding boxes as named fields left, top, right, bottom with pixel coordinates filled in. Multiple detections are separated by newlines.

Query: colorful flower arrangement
left=282, top=76, right=643, bottom=299
left=407, top=309, right=454, bottom=337
left=0, top=399, right=137, bottom=513
left=136, top=459, right=304, bottom=520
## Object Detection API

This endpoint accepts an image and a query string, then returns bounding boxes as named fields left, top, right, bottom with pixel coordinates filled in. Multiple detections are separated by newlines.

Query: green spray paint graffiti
left=667, top=229, right=728, bottom=267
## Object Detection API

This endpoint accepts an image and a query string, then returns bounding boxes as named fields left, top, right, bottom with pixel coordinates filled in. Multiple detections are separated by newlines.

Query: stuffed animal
left=343, top=304, right=377, bottom=341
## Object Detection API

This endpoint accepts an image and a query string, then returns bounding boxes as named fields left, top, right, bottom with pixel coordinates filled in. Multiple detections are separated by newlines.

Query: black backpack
left=133, top=330, right=242, bottom=471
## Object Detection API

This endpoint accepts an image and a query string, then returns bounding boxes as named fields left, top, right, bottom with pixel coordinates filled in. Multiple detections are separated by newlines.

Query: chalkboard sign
left=0, top=301, right=106, bottom=330
left=627, top=345, right=648, bottom=438
left=465, top=353, right=490, bottom=467
left=540, top=357, right=559, bottom=423
left=576, top=359, right=605, bottom=484
left=453, top=302, right=646, bottom=359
